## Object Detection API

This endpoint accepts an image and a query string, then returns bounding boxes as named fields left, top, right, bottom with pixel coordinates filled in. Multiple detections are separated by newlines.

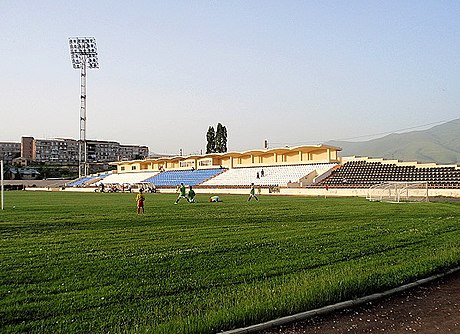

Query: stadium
left=3, top=138, right=460, bottom=334
left=61, top=143, right=460, bottom=200
left=2, top=3, right=460, bottom=332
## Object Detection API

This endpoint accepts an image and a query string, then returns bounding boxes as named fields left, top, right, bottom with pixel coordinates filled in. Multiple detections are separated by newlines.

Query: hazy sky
left=1, top=1, right=459, bottom=155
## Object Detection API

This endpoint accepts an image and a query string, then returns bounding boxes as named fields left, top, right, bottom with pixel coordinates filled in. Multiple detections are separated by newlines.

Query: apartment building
left=87, top=140, right=119, bottom=163
left=0, top=142, right=21, bottom=164
left=19, top=137, right=149, bottom=165
left=34, top=138, right=79, bottom=164
left=119, top=144, right=149, bottom=161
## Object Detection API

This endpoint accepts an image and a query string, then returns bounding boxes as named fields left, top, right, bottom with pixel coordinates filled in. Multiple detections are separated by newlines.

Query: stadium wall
left=22, top=185, right=460, bottom=198
left=141, top=186, right=460, bottom=198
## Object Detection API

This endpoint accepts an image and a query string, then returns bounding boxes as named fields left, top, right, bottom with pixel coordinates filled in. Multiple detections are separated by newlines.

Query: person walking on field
left=136, top=189, right=145, bottom=215
left=175, top=183, right=187, bottom=204
left=247, top=183, right=259, bottom=201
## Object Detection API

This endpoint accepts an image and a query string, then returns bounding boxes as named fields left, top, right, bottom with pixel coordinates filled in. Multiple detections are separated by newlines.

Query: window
left=120, top=166, right=125, bottom=171
left=180, top=161, right=195, bottom=168
left=131, top=166, right=137, bottom=170
left=199, top=159, right=212, bottom=167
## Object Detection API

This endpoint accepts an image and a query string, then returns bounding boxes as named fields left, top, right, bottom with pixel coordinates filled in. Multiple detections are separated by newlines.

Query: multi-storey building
left=119, top=144, right=149, bottom=161
left=20, top=137, right=149, bottom=165
left=33, top=138, right=79, bottom=164
left=21, top=137, right=35, bottom=161
left=0, top=142, right=21, bottom=164
left=87, top=140, right=120, bottom=163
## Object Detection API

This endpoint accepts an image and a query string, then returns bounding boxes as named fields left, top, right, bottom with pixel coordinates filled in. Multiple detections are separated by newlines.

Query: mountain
left=327, top=118, right=460, bottom=165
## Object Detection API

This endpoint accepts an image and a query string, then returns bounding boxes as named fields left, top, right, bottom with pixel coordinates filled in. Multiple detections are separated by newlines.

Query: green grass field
left=1, top=191, right=459, bottom=333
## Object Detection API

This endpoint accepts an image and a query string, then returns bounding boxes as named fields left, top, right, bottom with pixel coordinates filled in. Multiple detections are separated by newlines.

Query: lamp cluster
left=69, top=37, right=99, bottom=69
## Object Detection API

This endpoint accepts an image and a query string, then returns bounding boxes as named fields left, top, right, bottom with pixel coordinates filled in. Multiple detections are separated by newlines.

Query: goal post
left=367, top=181, right=429, bottom=203
left=1, top=160, right=4, bottom=210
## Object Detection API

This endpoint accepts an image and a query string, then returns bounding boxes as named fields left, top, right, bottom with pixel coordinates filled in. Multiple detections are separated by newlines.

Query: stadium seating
left=100, top=171, right=160, bottom=185
left=67, top=171, right=113, bottom=187
left=67, top=160, right=460, bottom=190
left=143, top=168, right=225, bottom=186
left=201, top=163, right=337, bottom=187
left=313, top=160, right=460, bottom=188
left=67, top=176, right=96, bottom=187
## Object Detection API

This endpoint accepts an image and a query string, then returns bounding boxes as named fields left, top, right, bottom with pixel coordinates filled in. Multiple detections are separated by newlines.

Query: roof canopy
left=111, top=144, right=341, bottom=165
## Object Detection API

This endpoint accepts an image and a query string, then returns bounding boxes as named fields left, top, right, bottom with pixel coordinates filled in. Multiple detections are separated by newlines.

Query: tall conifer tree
left=215, top=123, right=224, bottom=153
left=221, top=125, right=227, bottom=152
left=206, top=126, right=216, bottom=154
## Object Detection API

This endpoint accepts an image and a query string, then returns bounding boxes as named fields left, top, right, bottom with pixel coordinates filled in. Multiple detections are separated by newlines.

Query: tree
left=215, top=123, right=223, bottom=153
left=207, top=123, right=228, bottom=153
left=215, top=123, right=227, bottom=153
left=221, top=125, right=227, bottom=152
left=206, top=126, right=216, bottom=154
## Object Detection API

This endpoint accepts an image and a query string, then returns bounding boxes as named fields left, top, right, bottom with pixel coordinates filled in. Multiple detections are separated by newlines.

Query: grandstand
left=91, top=145, right=343, bottom=191
left=67, top=164, right=334, bottom=190
left=312, top=157, right=460, bottom=189
left=60, top=145, right=460, bottom=197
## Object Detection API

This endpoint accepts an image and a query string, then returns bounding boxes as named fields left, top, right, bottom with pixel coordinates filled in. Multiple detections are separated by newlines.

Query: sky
left=1, top=1, right=459, bottom=155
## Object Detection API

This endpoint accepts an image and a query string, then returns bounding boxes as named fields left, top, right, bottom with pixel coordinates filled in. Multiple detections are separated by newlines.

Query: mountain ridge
left=327, top=118, right=460, bottom=165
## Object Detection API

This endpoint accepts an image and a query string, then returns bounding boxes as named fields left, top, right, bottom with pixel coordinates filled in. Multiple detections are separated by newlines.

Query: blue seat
left=67, top=176, right=95, bottom=187
left=144, top=169, right=225, bottom=186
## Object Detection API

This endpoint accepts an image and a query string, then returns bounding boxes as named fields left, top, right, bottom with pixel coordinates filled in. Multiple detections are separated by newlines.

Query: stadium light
left=69, top=37, right=99, bottom=177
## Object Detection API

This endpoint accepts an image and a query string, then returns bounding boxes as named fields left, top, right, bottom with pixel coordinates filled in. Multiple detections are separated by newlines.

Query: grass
left=1, top=191, right=459, bottom=333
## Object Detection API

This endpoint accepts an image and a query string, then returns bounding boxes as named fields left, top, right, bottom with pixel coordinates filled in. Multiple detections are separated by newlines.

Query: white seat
left=202, top=164, right=336, bottom=187
left=101, top=171, right=160, bottom=185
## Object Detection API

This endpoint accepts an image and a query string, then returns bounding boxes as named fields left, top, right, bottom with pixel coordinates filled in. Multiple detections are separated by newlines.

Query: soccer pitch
left=1, top=192, right=459, bottom=333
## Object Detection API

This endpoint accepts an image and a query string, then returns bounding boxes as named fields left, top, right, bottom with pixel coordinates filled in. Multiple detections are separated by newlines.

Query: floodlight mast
left=69, top=37, right=99, bottom=178
left=80, top=59, right=87, bottom=177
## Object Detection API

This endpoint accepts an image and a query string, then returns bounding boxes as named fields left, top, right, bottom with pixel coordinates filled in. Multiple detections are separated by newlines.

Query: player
left=136, top=189, right=145, bottom=214
left=209, top=195, right=222, bottom=202
left=247, top=183, right=259, bottom=201
left=174, top=183, right=187, bottom=204
left=188, top=186, right=196, bottom=203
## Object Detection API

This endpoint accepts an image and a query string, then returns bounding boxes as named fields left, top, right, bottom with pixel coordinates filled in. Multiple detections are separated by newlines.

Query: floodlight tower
left=69, top=37, right=99, bottom=177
